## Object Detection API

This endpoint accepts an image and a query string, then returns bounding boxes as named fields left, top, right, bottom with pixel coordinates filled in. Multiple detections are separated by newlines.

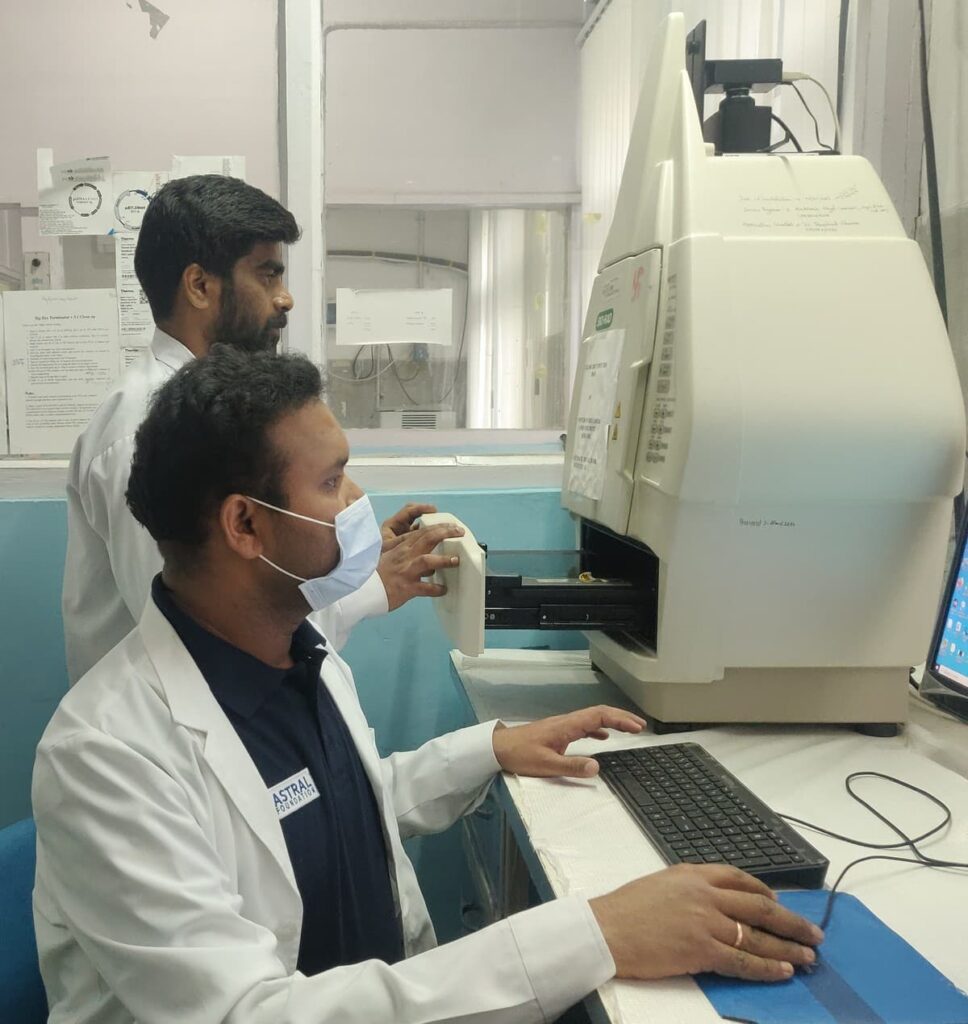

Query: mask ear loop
left=258, top=554, right=309, bottom=583
left=248, top=497, right=338, bottom=582
left=246, top=495, right=336, bottom=529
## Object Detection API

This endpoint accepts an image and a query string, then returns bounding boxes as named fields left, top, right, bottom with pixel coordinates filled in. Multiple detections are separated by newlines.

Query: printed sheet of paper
left=111, top=171, right=168, bottom=233
left=566, top=329, right=625, bottom=501
left=115, top=234, right=153, bottom=346
left=171, top=155, right=246, bottom=180
left=336, top=288, right=453, bottom=347
left=120, top=346, right=147, bottom=374
left=38, top=154, right=115, bottom=236
left=2, top=290, right=119, bottom=454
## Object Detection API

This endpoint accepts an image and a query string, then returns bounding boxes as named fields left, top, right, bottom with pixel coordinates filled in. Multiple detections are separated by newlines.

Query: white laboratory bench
left=450, top=650, right=968, bottom=1024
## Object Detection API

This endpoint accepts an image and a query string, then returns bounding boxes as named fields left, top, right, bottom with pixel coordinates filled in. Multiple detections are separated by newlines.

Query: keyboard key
left=625, top=781, right=650, bottom=802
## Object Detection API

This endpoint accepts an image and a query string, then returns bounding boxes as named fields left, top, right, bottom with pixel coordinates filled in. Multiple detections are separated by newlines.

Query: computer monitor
left=923, top=506, right=968, bottom=721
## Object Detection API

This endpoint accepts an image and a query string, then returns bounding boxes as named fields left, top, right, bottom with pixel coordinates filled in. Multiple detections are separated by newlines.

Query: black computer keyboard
left=594, top=743, right=828, bottom=889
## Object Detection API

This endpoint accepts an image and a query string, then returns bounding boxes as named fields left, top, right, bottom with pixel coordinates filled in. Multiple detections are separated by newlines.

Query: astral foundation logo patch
left=269, top=768, right=320, bottom=819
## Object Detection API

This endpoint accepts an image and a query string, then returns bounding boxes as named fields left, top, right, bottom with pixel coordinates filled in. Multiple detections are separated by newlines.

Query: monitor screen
left=927, top=507, right=968, bottom=704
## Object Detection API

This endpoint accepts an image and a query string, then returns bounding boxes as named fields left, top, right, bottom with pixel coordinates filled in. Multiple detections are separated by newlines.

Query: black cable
left=387, top=345, right=422, bottom=383
left=782, top=81, right=834, bottom=151
left=782, top=772, right=951, bottom=850
left=917, top=0, right=948, bottom=326
left=436, top=308, right=467, bottom=405
left=818, top=854, right=964, bottom=930
left=387, top=344, right=423, bottom=405
left=779, top=771, right=968, bottom=930
left=769, top=113, right=804, bottom=153
left=351, top=345, right=374, bottom=381
left=764, top=131, right=793, bottom=154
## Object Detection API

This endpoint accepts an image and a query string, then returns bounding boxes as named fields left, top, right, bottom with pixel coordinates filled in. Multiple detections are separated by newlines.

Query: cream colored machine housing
left=560, top=14, right=966, bottom=728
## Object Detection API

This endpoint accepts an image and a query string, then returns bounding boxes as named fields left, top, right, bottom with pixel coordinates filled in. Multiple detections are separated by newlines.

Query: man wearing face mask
left=32, top=347, right=823, bottom=1024
left=61, top=174, right=454, bottom=685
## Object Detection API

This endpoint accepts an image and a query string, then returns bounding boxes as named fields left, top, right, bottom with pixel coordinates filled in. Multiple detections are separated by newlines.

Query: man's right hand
left=377, top=521, right=465, bottom=611
left=589, top=864, right=823, bottom=982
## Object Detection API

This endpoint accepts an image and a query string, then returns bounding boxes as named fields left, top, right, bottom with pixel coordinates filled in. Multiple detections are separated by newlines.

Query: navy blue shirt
left=151, top=576, right=403, bottom=976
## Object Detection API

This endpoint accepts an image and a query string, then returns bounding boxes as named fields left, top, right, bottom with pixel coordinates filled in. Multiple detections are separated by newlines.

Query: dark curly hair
left=134, top=175, right=300, bottom=321
left=126, top=346, right=323, bottom=564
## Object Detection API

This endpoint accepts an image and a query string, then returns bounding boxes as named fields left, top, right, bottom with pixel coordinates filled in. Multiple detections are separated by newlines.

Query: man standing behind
left=63, top=175, right=456, bottom=683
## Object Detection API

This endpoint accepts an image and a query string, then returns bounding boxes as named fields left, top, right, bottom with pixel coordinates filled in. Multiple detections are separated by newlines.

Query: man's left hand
left=381, top=503, right=437, bottom=544
left=491, top=706, right=648, bottom=778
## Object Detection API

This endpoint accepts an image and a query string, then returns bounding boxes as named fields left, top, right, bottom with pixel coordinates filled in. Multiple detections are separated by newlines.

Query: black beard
left=213, top=281, right=286, bottom=353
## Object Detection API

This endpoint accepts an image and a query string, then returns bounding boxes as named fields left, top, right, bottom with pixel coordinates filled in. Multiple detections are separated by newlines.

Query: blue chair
left=0, top=818, right=47, bottom=1023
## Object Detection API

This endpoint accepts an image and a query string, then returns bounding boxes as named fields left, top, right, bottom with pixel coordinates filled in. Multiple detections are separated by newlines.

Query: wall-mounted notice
left=336, top=288, right=453, bottom=347
left=171, top=155, right=246, bottom=180
left=38, top=153, right=115, bottom=237
left=566, top=329, right=626, bottom=501
left=115, top=234, right=153, bottom=346
left=3, top=290, right=119, bottom=455
left=112, top=170, right=168, bottom=233
left=121, top=347, right=147, bottom=374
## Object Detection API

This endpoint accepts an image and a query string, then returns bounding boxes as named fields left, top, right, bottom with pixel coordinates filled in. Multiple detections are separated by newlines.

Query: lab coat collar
left=137, top=596, right=299, bottom=892
left=149, top=574, right=325, bottom=720
left=150, top=327, right=196, bottom=373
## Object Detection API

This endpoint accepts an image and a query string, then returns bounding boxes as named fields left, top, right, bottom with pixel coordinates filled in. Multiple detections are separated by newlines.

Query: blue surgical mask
left=247, top=494, right=383, bottom=610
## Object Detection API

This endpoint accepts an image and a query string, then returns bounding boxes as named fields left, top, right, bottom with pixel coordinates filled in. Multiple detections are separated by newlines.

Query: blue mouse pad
left=695, top=890, right=968, bottom=1024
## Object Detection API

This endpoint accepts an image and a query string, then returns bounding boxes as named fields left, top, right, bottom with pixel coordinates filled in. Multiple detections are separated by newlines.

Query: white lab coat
left=62, top=328, right=387, bottom=684
left=33, top=599, right=613, bottom=1024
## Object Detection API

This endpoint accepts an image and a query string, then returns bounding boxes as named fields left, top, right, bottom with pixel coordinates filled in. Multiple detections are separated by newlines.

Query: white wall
left=842, top=0, right=923, bottom=236
left=324, top=21, right=582, bottom=204
left=0, top=0, right=281, bottom=206
left=925, top=0, right=968, bottom=415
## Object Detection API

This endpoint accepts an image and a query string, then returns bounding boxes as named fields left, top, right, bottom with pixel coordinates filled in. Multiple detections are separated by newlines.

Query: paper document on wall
left=3, top=290, right=119, bottom=455
left=111, top=171, right=168, bottom=233
left=566, top=329, right=625, bottom=501
left=0, top=296, right=8, bottom=455
left=336, top=288, right=452, bottom=347
left=120, top=347, right=146, bottom=374
left=115, top=235, right=153, bottom=346
left=171, top=155, right=246, bottom=180
left=38, top=153, right=115, bottom=236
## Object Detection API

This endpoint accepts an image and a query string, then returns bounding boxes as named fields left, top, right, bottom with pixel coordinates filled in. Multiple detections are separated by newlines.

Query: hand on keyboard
left=589, top=864, right=823, bottom=983
left=491, top=706, right=647, bottom=778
